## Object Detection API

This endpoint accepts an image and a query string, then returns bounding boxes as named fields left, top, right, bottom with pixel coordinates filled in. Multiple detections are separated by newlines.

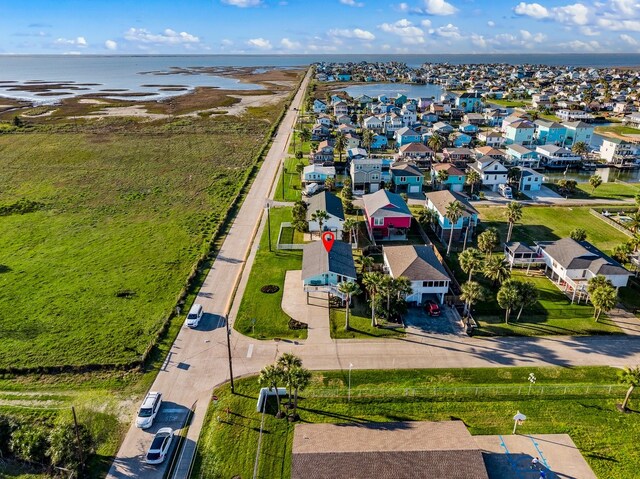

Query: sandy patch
left=72, top=105, right=170, bottom=121
left=78, top=98, right=109, bottom=105
left=190, top=91, right=289, bottom=117
left=23, top=109, right=57, bottom=118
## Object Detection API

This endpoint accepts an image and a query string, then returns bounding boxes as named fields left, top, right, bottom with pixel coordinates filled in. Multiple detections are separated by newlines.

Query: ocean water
left=1, top=54, right=639, bottom=105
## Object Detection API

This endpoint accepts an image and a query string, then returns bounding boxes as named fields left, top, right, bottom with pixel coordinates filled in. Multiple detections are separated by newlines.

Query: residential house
left=316, top=115, right=332, bottom=127
left=474, top=146, right=507, bottom=161
left=517, top=166, right=544, bottom=191
left=534, top=120, right=567, bottom=145
left=432, top=121, right=454, bottom=135
left=476, top=131, right=503, bottom=149
left=614, top=102, right=632, bottom=114
left=383, top=245, right=451, bottom=305
left=531, top=93, right=551, bottom=109
left=364, top=116, right=384, bottom=132
left=371, top=134, right=389, bottom=150
left=333, top=101, right=349, bottom=117
left=504, top=120, right=535, bottom=145
left=536, top=238, right=631, bottom=302
left=431, top=163, right=466, bottom=192
left=383, top=114, right=404, bottom=137
left=390, top=162, right=424, bottom=194
left=456, top=92, right=483, bottom=113
left=430, top=102, right=451, bottom=116
left=504, top=242, right=545, bottom=270
left=458, top=123, right=479, bottom=135
left=451, top=132, right=472, bottom=148
left=347, top=147, right=368, bottom=160
left=564, top=121, right=595, bottom=147
left=443, top=147, right=474, bottom=164
left=336, top=73, right=352, bottom=81
left=395, top=127, right=422, bottom=147
left=312, top=99, right=327, bottom=114
left=623, top=112, right=640, bottom=127
left=422, top=112, right=439, bottom=124
left=425, top=190, right=479, bottom=243
left=302, top=165, right=336, bottom=185
left=311, top=124, right=330, bottom=141
left=301, top=241, right=357, bottom=298
left=343, top=133, right=360, bottom=150
left=350, top=157, right=383, bottom=194
left=336, top=115, right=353, bottom=126
left=599, top=137, right=639, bottom=165
left=469, top=157, right=508, bottom=191
left=397, top=142, right=434, bottom=162
left=484, top=109, right=507, bottom=127
left=310, top=140, right=335, bottom=164
left=536, top=145, right=581, bottom=168
left=362, top=189, right=413, bottom=241
left=556, top=109, right=595, bottom=122
left=463, top=113, right=485, bottom=125
left=400, top=107, right=418, bottom=126
left=306, top=191, right=345, bottom=240
left=506, top=144, right=540, bottom=168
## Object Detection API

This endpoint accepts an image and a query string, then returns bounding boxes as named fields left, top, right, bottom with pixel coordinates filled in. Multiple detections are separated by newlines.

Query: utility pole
left=281, top=159, right=286, bottom=201
left=266, top=201, right=272, bottom=252
left=225, top=315, right=235, bottom=394
left=71, top=407, right=85, bottom=474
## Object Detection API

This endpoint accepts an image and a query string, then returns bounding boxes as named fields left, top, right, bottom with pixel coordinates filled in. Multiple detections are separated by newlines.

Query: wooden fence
left=589, top=209, right=633, bottom=237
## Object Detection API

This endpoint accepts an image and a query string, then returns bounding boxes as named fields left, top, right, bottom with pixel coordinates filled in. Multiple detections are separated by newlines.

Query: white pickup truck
left=499, top=183, right=513, bottom=199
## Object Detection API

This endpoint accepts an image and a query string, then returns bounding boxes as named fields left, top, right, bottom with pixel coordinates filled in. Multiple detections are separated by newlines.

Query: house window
left=399, top=176, right=407, bottom=182
left=371, top=174, right=379, bottom=180
left=373, top=217, right=384, bottom=226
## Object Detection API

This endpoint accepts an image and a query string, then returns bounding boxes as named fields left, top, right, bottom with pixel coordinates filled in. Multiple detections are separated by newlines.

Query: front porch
left=544, top=266, right=589, bottom=304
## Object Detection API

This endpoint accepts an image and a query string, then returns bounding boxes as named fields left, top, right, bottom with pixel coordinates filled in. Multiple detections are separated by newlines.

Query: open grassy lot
left=235, top=207, right=306, bottom=339
left=330, top=296, right=405, bottom=339
left=193, top=367, right=640, bottom=479
left=544, top=181, right=639, bottom=200
left=0, top=103, right=286, bottom=370
left=273, top=156, right=304, bottom=202
left=476, top=205, right=630, bottom=254
left=487, top=99, right=530, bottom=108
left=473, top=271, right=621, bottom=336
left=596, top=125, right=640, bottom=136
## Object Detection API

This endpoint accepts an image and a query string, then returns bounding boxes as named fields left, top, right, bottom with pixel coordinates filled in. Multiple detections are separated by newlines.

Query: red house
left=362, top=189, right=413, bottom=241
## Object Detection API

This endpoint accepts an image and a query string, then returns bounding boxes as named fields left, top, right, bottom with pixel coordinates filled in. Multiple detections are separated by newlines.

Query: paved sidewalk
left=609, top=307, right=640, bottom=336
left=282, top=270, right=332, bottom=344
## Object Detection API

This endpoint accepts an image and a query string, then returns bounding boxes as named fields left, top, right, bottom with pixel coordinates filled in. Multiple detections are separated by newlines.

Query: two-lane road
left=107, top=68, right=312, bottom=479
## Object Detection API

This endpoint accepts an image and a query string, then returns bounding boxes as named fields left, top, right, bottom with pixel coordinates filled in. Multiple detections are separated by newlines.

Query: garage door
left=524, top=184, right=530, bottom=191
left=409, top=185, right=420, bottom=193
left=370, top=183, right=379, bottom=192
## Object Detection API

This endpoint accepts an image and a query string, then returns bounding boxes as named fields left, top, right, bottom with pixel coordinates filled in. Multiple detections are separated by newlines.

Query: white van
left=135, top=391, right=162, bottom=429
left=186, top=303, right=204, bottom=328
left=499, top=184, right=513, bottom=199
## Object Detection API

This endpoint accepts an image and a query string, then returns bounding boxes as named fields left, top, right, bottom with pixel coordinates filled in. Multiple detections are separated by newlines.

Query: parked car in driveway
left=186, top=303, right=204, bottom=328
left=145, top=428, right=174, bottom=465
left=135, top=391, right=163, bottom=429
left=425, top=300, right=441, bottom=316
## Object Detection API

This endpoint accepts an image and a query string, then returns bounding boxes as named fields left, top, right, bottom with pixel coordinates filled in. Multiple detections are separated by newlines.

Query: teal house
left=301, top=241, right=357, bottom=298
left=395, top=127, right=422, bottom=147
left=534, top=120, right=567, bottom=145
left=391, top=163, right=424, bottom=194
left=431, top=163, right=466, bottom=192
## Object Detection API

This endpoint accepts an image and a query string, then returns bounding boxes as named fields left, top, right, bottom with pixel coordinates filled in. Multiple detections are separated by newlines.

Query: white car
left=145, top=427, right=174, bottom=465
left=186, top=303, right=204, bottom=328
left=135, top=391, right=162, bottom=429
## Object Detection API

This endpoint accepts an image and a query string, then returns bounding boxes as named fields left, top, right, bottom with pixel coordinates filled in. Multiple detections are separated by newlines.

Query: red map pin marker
left=322, top=231, right=335, bottom=253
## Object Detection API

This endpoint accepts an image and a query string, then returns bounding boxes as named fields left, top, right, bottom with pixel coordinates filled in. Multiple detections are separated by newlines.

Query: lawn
left=235, top=207, right=306, bottom=339
left=273, top=156, right=304, bottom=202
left=596, top=125, right=640, bottom=136
left=472, top=271, right=622, bottom=336
left=544, top=181, right=639, bottom=201
left=192, top=367, right=640, bottom=479
left=487, top=99, right=530, bottom=108
left=330, top=295, right=405, bottom=339
left=476, top=205, right=630, bottom=254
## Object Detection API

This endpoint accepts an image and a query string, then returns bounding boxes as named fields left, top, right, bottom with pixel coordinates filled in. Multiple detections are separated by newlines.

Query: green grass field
left=476, top=205, right=630, bottom=254
left=596, top=125, right=640, bottom=136
left=273, top=156, right=304, bottom=202
left=487, top=99, right=530, bottom=108
left=329, top=296, right=405, bottom=339
left=544, top=181, right=639, bottom=200
left=235, top=207, right=306, bottom=339
left=193, top=367, right=640, bottom=479
left=0, top=108, right=284, bottom=370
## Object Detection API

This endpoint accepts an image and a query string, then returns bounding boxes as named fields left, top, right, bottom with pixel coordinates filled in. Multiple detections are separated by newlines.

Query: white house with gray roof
left=383, top=245, right=451, bottom=305
left=305, top=191, right=345, bottom=240
left=302, top=241, right=357, bottom=298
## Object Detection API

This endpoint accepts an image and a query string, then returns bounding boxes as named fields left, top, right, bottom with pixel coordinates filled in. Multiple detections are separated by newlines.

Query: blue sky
left=2, top=0, right=640, bottom=54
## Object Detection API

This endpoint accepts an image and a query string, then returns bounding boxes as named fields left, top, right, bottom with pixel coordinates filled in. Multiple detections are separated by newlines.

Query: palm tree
left=590, top=284, right=617, bottom=322
left=628, top=233, right=640, bottom=253
left=618, top=366, right=640, bottom=411
left=497, top=279, right=522, bottom=324
left=277, top=353, right=302, bottom=412
left=570, top=228, right=587, bottom=242
left=258, top=364, right=285, bottom=418
left=445, top=200, right=464, bottom=256
left=343, top=218, right=358, bottom=245
left=589, top=174, right=602, bottom=194
left=335, top=134, right=346, bottom=163
left=310, top=210, right=329, bottom=237
left=436, top=170, right=449, bottom=190
left=389, top=276, right=412, bottom=320
left=572, top=141, right=588, bottom=159
left=628, top=211, right=640, bottom=234
left=290, top=365, right=312, bottom=420
left=587, top=275, right=613, bottom=296
left=359, top=255, right=374, bottom=273
left=505, top=201, right=523, bottom=243
left=515, top=281, right=538, bottom=321
left=460, top=280, right=485, bottom=316
left=417, top=208, right=437, bottom=229
left=459, top=247, right=483, bottom=282
left=466, top=170, right=482, bottom=195
left=428, top=133, right=445, bottom=154
left=612, top=243, right=632, bottom=264
left=337, top=281, right=361, bottom=331
left=362, top=272, right=385, bottom=327
left=483, top=256, right=510, bottom=286
left=635, top=192, right=640, bottom=214
left=362, top=128, right=374, bottom=154
left=300, top=127, right=311, bottom=145
left=477, top=227, right=499, bottom=258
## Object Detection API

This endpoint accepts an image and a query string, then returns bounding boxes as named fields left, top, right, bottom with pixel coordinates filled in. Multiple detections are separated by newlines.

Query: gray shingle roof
left=301, top=240, right=356, bottom=280
left=391, top=163, right=423, bottom=177
left=505, top=242, right=536, bottom=254
left=536, top=238, right=629, bottom=276
left=363, top=189, right=412, bottom=218
left=305, top=191, right=344, bottom=221
left=426, top=190, right=478, bottom=218
left=384, top=245, right=450, bottom=282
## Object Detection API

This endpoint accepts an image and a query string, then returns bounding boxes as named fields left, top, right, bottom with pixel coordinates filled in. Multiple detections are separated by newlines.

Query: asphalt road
left=106, top=68, right=312, bottom=479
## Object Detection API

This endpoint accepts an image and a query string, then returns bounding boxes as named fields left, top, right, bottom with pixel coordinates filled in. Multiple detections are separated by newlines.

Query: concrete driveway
left=404, top=305, right=464, bottom=337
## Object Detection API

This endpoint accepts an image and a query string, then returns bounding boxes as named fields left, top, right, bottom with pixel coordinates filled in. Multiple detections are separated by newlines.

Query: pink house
left=362, top=189, right=413, bottom=241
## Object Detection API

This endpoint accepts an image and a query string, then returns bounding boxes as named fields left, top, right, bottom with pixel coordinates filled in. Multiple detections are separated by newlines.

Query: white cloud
left=104, top=39, right=117, bottom=50
left=422, top=0, right=458, bottom=15
left=328, top=28, right=376, bottom=40
left=520, top=29, right=546, bottom=42
left=124, top=28, right=200, bottom=45
left=581, top=26, right=600, bottom=35
left=514, top=2, right=549, bottom=19
left=420, top=19, right=432, bottom=28
left=553, top=3, right=590, bottom=25
left=53, top=36, right=88, bottom=47
left=597, top=18, right=640, bottom=31
left=435, top=24, right=461, bottom=39
left=487, top=20, right=496, bottom=27
left=620, top=33, right=639, bottom=45
left=610, top=0, right=640, bottom=15
left=397, top=2, right=410, bottom=11
left=281, top=37, right=301, bottom=49
left=221, top=0, right=262, bottom=6
left=470, top=34, right=487, bottom=48
left=379, top=19, right=423, bottom=37
left=339, top=0, right=364, bottom=6
left=221, top=39, right=233, bottom=46
left=563, top=39, right=602, bottom=51
left=247, top=37, right=272, bottom=49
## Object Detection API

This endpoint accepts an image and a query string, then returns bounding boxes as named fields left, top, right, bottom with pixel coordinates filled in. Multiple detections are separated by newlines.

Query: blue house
left=426, top=189, right=479, bottom=243
left=534, top=120, right=567, bottom=145
left=302, top=165, right=336, bottom=184
left=301, top=241, right=357, bottom=298
left=337, top=73, right=352, bottom=81
left=459, top=122, right=479, bottom=134
left=312, top=99, right=327, bottom=114
left=506, top=144, right=540, bottom=168
left=452, top=132, right=472, bottom=148
left=391, top=163, right=424, bottom=194
left=456, top=92, right=483, bottom=113
left=371, top=134, right=388, bottom=150
left=422, top=113, right=439, bottom=124
left=431, top=163, right=467, bottom=192
left=394, top=94, right=408, bottom=107
left=395, top=127, right=422, bottom=147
